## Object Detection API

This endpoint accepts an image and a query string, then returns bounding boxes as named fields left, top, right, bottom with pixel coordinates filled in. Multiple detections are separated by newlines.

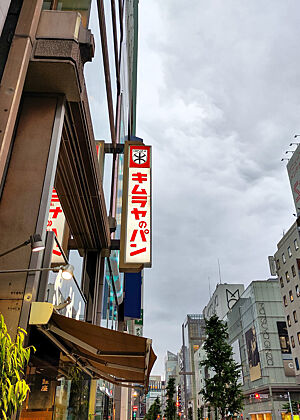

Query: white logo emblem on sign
left=132, top=149, right=148, bottom=165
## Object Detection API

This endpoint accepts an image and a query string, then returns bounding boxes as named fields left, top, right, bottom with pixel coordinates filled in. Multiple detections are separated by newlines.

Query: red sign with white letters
left=46, top=188, right=67, bottom=263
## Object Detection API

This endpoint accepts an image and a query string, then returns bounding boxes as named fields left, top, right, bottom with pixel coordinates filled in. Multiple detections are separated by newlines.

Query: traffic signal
left=254, top=393, right=260, bottom=400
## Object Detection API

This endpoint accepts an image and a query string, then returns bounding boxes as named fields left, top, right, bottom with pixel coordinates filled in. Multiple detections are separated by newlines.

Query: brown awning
left=29, top=302, right=156, bottom=388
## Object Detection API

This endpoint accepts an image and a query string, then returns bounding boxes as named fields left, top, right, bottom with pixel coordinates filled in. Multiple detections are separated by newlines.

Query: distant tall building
left=165, top=350, right=178, bottom=383
left=181, top=314, right=206, bottom=420
left=146, top=376, right=163, bottom=413
left=203, top=283, right=245, bottom=320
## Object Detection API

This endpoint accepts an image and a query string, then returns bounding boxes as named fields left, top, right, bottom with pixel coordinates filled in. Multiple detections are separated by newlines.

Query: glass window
left=295, top=239, right=299, bottom=251
left=276, top=259, right=280, bottom=270
left=292, top=265, right=296, bottom=277
left=290, top=290, right=294, bottom=302
left=287, top=315, right=291, bottom=327
left=296, top=285, right=300, bottom=297
left=291, top=336, right=295, bottom=348
left=286, top=271, right=290, bottom=282
left=283, top=295, right=288, bottom=307
left=294, top=311, right=298, bottom=323
left=288, top=246, right=292, bottom=257
left=280, top=277, right=284, bottom=288
left=282, top=253, right=286, bottom=264
left=296, top=357, right=299, bottom=370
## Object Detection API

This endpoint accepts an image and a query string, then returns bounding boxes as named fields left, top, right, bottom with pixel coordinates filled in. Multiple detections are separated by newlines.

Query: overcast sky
left=87, top=1, right=300, bottom=376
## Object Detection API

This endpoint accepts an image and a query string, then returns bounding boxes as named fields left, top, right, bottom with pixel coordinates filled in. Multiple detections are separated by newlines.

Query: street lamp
left=0, top=234, right=45, bottom=258
left=0, top=264, right=74, bottom=281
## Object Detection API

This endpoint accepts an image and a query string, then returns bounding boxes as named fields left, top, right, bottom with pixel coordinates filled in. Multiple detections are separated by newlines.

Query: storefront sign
left=47, top=189, right=69, bottom=264
left=120, top=142, right=152, bottom=270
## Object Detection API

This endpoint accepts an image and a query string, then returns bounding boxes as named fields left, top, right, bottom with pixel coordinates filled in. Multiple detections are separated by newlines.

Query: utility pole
left=288, top=391, right=294, bottom=420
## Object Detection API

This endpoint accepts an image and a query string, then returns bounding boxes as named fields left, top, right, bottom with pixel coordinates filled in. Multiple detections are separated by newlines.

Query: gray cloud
left=136, top=0, right=299, bottom=374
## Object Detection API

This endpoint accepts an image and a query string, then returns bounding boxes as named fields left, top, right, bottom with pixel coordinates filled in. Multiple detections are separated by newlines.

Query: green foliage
left=0, top=313, right=35, bottom=419
left=164, top=377, right=176, bottom=420
left=197, top=407, right=203, bottom=420
left=282, top=400, right=300, bottom=414
left=67, top=366, right=90, bottom=419
left=200, top=315, right=244, bottom=419
left=145, top=397, right=161, bottom=420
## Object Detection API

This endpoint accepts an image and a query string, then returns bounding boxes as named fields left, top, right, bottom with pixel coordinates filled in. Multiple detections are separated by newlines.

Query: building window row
left=278, top=240, right=299, bottom=269
left=283, top=285, right=300, bottom=307
left=290, top=332, right=300, bottom=349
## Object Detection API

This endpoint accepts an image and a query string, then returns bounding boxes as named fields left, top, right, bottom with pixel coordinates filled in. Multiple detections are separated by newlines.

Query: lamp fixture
left=0, top=234, right=45, bottom=258
left=290, top=142, right=300, bottom=146
left=0, top=264, right=74, bottom=280
left=281, top=158, right=290, bottom=162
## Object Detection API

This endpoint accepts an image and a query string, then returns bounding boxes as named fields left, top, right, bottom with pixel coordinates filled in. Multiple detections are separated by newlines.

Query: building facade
left=0, top=1, right=155, bottom=419
left=181, top=314, right=206, bottom=420
left=274, top=221, right=300, bottom=384
left=203, top=283, right=245, bottom=320
left=227, top=280, right=299, bottom=420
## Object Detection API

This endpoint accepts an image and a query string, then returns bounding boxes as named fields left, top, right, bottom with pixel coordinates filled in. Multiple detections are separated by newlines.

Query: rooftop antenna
left=218, top=258, right=222, bottom=284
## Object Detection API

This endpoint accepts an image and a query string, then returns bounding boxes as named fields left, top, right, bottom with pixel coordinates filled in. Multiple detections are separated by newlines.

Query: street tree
left=145, top=397, right=161, bottom=420
left=200, top=315, right=244, bottom=419
left=282, top=400, right=300, bottom=415
left=164, top=377, right=177, bottom=420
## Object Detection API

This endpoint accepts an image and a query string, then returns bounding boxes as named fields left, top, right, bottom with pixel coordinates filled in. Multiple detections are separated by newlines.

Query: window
left=276, top=259, right=280, bottom=270
left=286, top=271, right=290, bottom=282
left=288, top=246, right=292, bottom=257
left=283, top=295, right=288, bottom=307
left=292, top=265, right=296, bottom=277
left=296, top=285, right=300, bottom=297
left=287, top=315, right=291, bottom=327
left=298, top=332, right=300, bottom=344
left=290, top=290, right=294, bottom=302
left=291, top=336, right=295, bottom=348
left=280, top=277, right=284, bottom=288
left=294, top=311, right=298, bottom=323
left=295, top=357, right=299, bottom=370
left=295, top=239, right=299, bottom=251
left=282, top=253, right=286, bottom=264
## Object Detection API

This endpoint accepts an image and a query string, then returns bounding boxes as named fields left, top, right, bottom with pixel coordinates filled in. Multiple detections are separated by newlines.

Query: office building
left=227, top=279, right=299, bottom=420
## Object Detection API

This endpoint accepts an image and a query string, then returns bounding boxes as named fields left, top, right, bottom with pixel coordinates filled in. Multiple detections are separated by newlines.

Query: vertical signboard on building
left=47, top=188, right=69, bottom=264
left=245, top=326, right=262, bottom=381
left=287, top=144, right=300, bottom=212
left=120, top=141, right=152, bottom=272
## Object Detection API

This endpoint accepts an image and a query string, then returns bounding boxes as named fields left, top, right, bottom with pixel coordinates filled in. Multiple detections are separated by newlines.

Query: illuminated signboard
left=47, top=188, right=69, bottom=264
left=120, top=142, right=152, bottom=270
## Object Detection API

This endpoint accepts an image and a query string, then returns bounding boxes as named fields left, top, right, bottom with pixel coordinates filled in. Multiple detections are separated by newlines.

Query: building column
left=0, top=94, right=64, bottom=338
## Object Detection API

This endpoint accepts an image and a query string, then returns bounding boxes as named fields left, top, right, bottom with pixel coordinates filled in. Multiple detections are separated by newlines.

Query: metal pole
left=288, top=391, right=294, bottom=420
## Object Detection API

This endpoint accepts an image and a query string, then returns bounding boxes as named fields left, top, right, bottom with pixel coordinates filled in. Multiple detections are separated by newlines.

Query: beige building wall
left=274, top=222, right=300, bottom=382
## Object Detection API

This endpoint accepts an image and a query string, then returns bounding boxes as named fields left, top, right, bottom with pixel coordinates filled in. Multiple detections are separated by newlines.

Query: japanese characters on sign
left=125, top=145, right=152, bottom=266
left=46, top=188, right=68, bottom=264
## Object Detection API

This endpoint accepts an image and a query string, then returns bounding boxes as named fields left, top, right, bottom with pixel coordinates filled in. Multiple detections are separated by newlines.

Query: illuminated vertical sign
left=47, top=188, right=68, bottom=264
left=120, top=142, right=152, bottom=270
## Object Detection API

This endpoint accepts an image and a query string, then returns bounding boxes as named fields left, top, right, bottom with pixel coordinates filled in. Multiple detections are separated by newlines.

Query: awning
left=29, top=302, right=156, bottom=389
